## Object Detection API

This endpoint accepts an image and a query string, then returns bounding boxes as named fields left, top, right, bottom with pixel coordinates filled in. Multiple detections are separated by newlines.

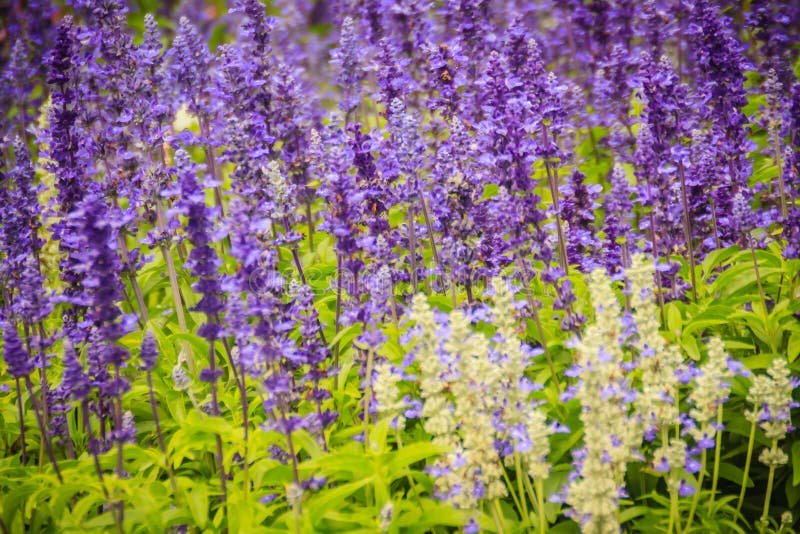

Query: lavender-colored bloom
left=602, top=164, right=635, bottom=274
left=330, top=17, right=367, bottom=116
left=140, top=332, right=159, bottom=372
left=747, top=0, right=798, bottom=87
left=61, top=342, right=91, bottom=401
left=688, top=0, right=754, bottom=236
left=560, top=169, right=601, bottom=273
left=1, top=323, right=34, bottom=379
left=168, top=16, right=219, bottom=132
left=170, top=149, right=225, bottom=327
left=44, top=16, right=94, bottom=217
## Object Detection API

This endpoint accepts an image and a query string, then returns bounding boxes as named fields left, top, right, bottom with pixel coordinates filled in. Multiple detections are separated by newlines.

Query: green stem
left=760, top=439, right=779, bottom=525
left=684, top=448, right=707, bottom=529
left=14, top=378, right=26, bottom=465
left=499, top=458, right=525, bottom=525
left=24, top=376, right=62, bottom=483
left=514, top=456, right=529, bottom=526
left=363, top=346, right=375, bottom=451
left=735, top=421, right=757, bottom=518
left=535, top=478, right=547, bottom=534
left=408, top=204, right=418, bottom=293
left=491, top=498, right=505, bottom=533
left=709, top=406, right=724, bottom=510
left=677, top=162, right=698, bottom=302
left=160, top=244, right=194, bottom=373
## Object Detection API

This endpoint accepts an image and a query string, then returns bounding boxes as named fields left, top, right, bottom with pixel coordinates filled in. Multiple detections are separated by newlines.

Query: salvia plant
left=0, top=0, right=799, bottom=533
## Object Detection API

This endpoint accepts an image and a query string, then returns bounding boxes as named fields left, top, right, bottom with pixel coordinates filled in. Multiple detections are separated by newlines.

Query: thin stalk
left=146, top=371, right=178, bottom=497
left=535, top=478, right=547, bottom=534
left=663, top=429, right=678, bottom=534
left=408, top=204, right=419, bottom=292
left=281, top=219, right=329, bottom=350
left=14, top=378, right=27, bottom=465
left=389, top=286, right=399, bottom=331
left=542, top=125, right=568, bottom=275
left=112, top=367, right=126, bottom=530
left=709, top=406, right=724, bottom=510
left=517, top=255, right=560, bottom=393
left=736, top=421, right=757, bottom=517
left=749, top=242, right=769, bottom=318
left=83, top=401, right=123, bottom=534
left=198, top=117, right=225, bottom=217
left=500, top=466, right=525, bottom=523
left=772, top=131, right=787, bottom=219
left=760, top=439, right=779, bottom=526
left=363, top=347, right=375, bottom=450
left=305, top=200, right=315, bottom=252
left=647, top=210, right=667, bottom=323
left=677, top=162, right=698, bottom=302
left=114, top=367, right=125, bottom=477
left=491, top=499, right=505, bottom=533
left=208, top=343, right=228, bottom=509
left=521, top=470, right=539, bottom=519
left=684, top=448, right=707, bottom=529
left=333, top=254, right=343, bottom=372
left=24, top=376, right=61, bottom=483
left=237, top=360, right=251, bottom=498
left=160, top=244, right=194, bottom=373
left=416, top=189, right=445, bottom=290
left=115, top=218, right=149, bottom=325
left=514, top=455, right=530, bottom=526
left=710, top=198, right=723, bottom=251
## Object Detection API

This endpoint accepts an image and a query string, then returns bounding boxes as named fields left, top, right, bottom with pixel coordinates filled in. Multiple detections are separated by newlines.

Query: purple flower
left=330, top=17, right=366, bottom=116
left=1, top=323, right=34, bottom=379
left=139, top=332, right=158, bottom=372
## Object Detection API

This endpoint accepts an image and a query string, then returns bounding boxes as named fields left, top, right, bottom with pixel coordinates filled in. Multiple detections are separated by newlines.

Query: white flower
left=687, top=337, right=733, bottom=446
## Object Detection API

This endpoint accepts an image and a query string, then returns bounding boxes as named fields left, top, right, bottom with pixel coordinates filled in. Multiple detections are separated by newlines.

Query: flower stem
left=685, top=448, right=707, bottom=529
left=408, top=204, right=418, bottom=293
left=14, top=378, right=26, bottom=465
left=24, top=376, right=61, bottom=483
left=363, top=346, right=375, bottom=450
left=208, top=342, right=228, bottom=512
left=760, top=439, right=779, bottom=525
left=677, top=162, right=698, bottom=302
left=535, top=478, right=547, bottom=534
left=147, top=370, right=178, bottom=497
left=500, top=458, right=526, bottom=525
left=709, top=406, right=724, bottom=509
left=160, top=244, right=194, bottom=373
left=735, top=421, right=757, bottom=518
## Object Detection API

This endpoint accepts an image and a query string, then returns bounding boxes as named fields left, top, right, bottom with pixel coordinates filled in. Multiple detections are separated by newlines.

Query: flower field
left=2, top=0, right=800, bottom=532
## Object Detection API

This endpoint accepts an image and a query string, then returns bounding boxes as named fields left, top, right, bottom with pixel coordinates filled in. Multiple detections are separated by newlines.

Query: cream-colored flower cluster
left=490, top=278, right=555, bottom=478
left=747, top=357, right=796, bottom=467
left=373, top=359, right=407, bottom=429
left=687, top=336, right=733, bottom=445
left=565, top=268, right=640, bottom=534
left=379, top=284, right=553, bottom=511
left=627, top=254, right=685, bottom=431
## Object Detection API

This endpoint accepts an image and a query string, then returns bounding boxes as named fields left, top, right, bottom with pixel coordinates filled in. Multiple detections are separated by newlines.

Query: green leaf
left=386, top=442, right=443, bottom=480
left=680, top=334, right=701, bottom=361
left=792, top=441, right=800, bottom=487
left=187, top=483, right=209, bottom=528
left=682, top=306, right=733, bottom=337
left=788, top=331, right=800, bottom=362
left=308, top=477, right=373, bottom=527
left=666, top=304, right=682, bottom=336
left=327, top=323, right=362, bottom=351
left=619, top=506, right=650, bottom=524
left=718, top=462, right=753, bottom=488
